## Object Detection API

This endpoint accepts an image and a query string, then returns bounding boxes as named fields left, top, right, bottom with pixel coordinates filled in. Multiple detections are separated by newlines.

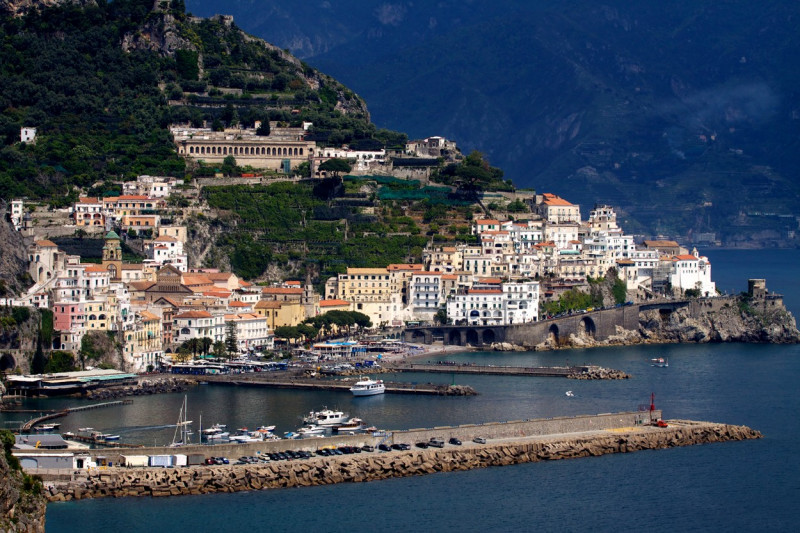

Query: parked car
left=415, top=442, right=429, bottom=449
left=362, top=445, right=375, bottom=452
left=473, top=436, right=487, bottom=444
left=378, top=443, right=391, bottom=452
left=428, top=438, right=445, bottom=448
left=448, top=438, right=462, bottom=446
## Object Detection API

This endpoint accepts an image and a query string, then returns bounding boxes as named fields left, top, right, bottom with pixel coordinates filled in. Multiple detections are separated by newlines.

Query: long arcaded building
left=171, top=123, right=315, bottom=172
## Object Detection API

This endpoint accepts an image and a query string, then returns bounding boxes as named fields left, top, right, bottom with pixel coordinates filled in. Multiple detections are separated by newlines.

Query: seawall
left=42, top=419, right=761, bottom=501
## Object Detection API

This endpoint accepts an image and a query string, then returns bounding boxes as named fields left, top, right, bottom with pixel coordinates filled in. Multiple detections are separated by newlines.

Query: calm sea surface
left=32, top=249, right=800, bottom=532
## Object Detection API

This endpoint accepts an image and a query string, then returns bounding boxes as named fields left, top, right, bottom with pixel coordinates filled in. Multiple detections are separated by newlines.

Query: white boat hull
left=350, top=387, right=385, bottom=396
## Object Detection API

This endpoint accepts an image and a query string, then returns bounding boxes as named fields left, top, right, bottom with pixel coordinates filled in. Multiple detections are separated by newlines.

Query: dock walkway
left=197, top=374, right=459, bottom=395
left=393, top=363, right=581, bottom=377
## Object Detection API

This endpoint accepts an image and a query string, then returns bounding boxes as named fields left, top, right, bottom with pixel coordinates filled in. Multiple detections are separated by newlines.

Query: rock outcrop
left=0, top=432, right=46, bottom=532
left=0, top=202, right=30, bottom=298
left=43, top=422, right=761, bottom=501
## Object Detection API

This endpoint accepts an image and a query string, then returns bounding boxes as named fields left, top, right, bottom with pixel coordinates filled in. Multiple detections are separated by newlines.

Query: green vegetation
left=612, top=278, right=628, bottom=305
left=543, top=289, right=603, bottom=316
left=431, top=150, right=511, bottom=196
left=0, top=1, right=405, bottom=201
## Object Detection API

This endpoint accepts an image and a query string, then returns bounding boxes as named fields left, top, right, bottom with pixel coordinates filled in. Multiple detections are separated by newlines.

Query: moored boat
left=349, top=378, right=385, bottom=397
left=334, top=417, right=367, bottom=433
left=303, top=408, right=349, bottom=426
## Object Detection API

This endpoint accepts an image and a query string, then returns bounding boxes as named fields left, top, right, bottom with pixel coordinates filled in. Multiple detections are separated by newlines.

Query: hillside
left=0, top=0, right=402, bottom=205
left=186, top=0, right=800, bottom=246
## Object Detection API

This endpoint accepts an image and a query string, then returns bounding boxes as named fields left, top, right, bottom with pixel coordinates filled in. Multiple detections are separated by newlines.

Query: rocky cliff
left=0, top=202, right=30, bottom=298
left=638, top=301, right=800, bottom=344
left=0, top=432, right=46, bottom=533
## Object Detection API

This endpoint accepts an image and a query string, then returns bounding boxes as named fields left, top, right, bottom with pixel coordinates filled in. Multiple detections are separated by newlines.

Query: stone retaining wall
left=44, top=421, right=761, bottom=501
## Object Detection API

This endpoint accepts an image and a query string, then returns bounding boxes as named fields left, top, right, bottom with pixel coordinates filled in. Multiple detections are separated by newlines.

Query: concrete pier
left=29, top=413, right=762, bottom=501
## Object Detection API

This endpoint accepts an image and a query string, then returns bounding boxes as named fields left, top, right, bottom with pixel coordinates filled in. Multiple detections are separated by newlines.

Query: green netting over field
left=344, top=175, right=421, bottom=188
left=378, top=186, right=471, bottom=205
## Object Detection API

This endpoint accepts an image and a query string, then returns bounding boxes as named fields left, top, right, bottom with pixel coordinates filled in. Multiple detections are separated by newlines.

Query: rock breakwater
left=44, top=422, right=760, bottom=501
left=84, top=377, right=191, bottom=400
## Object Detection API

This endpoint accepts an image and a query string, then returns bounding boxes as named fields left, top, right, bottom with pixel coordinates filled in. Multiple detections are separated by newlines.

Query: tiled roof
left=320, top=299, right=350, bottom=307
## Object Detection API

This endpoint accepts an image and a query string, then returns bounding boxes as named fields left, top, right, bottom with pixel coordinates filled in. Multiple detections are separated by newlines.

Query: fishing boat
left=349, top=378, right=386, bottom=397
left=35, top=423, right=60, bottom=431
left=303, top=408, right=349, bottom=426
left=651, top=357, right=669, bottom=368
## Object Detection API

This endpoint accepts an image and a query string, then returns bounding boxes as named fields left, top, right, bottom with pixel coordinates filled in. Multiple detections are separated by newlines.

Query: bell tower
left=102, top=230, right=123, bottom=281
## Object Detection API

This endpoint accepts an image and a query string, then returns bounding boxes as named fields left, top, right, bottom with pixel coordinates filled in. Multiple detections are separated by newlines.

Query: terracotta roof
left=475, top=219, right=501, bottom=225
left=320, top=299, right=351, bottom=307
left=138, top=310, right=160, bottom=320
left=202, top=290, right=231, bottom=298
left=84, top=265, right=108, bottom=273
left=643, top=240, right=680, bottom=248
left=121, top=264, right=144, bottom=270
left=387, top=263, right=424, bottom=271
left=117, top=195, right=150, bottom=200
left=154, top=297, right=182, bottom=307
left=284, top=281, right=302, bottom=286
left=175, top=310, right=212, bottom=319
left=476, top=277, right=502, bottom=284
left=238, top=281, right=252, bottom=288
left=543, top=196, right=573, bottom=206
left=129, top=281, right=156, bottom=291
left=674, top=254, right=699, bottom=261
left=77, top=197, right=102, bottom=204
left=182, top=274, right=213, bottom=286
left=153, top=235, right=177, bottom=242
left=228, top=301, right=251, bottom=307
left=262, top=287, right=303, bottom=295
left=34, top=240, right=58, bottom=247
left=468, top=289, right=503, bottom=294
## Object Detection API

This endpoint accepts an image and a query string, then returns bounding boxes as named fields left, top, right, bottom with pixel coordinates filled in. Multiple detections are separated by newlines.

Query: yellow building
left=124, top=309, right=163, bottom=372
left=254, top=300, right=306, bottom=329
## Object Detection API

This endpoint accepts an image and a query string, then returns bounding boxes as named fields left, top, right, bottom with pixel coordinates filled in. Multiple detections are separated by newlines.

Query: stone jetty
left=42, top=420, right=760, bottom=501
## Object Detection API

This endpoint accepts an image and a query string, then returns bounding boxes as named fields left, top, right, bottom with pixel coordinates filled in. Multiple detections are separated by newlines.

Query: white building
left=20, top=127, right=36, bottom=143
left=10, top=199, right=24, bottom=230
left=446, top=280, right=540, bottom=326
left=408, top=271, right=444, bottom=319
left=173, top=311, right=225, bottom=345
left=670, top=250, right=716, bottom=297
left=144, top=235, right=188, bottom=272
left=224, top=313, right=273, bottom=353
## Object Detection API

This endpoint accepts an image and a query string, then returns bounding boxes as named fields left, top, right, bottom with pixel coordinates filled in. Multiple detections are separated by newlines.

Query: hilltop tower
left=102, top=230, right=123, bottom=281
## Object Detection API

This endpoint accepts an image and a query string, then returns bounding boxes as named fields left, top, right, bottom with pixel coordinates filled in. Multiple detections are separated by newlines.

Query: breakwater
left=41, top=419, right=760, bottom=501
left=395, top=363, right=630, bottom=379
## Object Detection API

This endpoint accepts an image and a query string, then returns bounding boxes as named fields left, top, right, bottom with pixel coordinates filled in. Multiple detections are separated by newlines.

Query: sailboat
left=170, top=395, right=192, bottom=447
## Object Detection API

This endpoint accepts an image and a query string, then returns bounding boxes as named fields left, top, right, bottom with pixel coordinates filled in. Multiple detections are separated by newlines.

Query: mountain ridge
left=185, top=0, right=800, bottom=246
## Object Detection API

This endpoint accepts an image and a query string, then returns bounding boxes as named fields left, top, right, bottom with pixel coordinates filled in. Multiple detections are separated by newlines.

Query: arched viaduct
left=403, top=305, right=643, bottom=348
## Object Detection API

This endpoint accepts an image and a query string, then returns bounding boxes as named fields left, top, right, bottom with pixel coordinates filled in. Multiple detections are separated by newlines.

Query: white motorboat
left=349, top=378, right=386, bottom=397
left=565, top=391, right=574, bottom=397
left=295, top=425, right=325, bottom=436
left=202, top=423, right=228, bottom=435
left=334, top=417, right=367, bottom=433
left=303, top=408, right=349, bottom=426
left=229, top=431, right=263, bottom=443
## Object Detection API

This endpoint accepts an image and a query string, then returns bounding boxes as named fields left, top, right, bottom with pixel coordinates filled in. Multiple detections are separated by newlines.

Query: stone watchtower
left=102, top=230, right=123, bottom=281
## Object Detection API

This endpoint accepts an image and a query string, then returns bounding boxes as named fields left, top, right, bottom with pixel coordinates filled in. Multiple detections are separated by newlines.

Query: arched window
left=299, top=148, right=303, bottom=155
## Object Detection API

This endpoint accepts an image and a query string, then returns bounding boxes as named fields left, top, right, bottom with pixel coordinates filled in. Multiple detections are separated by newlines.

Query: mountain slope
left=187, top=0, right=800, bottom=245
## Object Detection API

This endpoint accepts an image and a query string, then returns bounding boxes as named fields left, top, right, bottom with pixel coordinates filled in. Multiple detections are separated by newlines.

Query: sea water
left=41, top=249, right=800, bottom=532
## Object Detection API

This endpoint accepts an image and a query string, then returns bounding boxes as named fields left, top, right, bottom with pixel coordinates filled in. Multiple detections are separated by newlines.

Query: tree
left=212, top=340, right=227, bottom=358
left=225, top=321, right=238, bottom=358
left=44, top=351, right=76, bottom=373
left=221, top=155, right=238, bottom=177
left=256, top=120, right=271, bottom=136
left=31, top=333, right=46, bottom=374
left=318, top=158, right=351, bottom=178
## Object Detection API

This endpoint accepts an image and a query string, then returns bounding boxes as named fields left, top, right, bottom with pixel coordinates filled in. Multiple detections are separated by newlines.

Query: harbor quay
left=21, top=412, right=762, bottom=501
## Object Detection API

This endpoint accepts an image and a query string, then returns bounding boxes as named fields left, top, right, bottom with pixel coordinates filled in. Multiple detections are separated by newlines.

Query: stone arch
left=411, top=330, right=426, bottom=343
left=465, top=329, right=479, bottom=345
left=548, top=324, right=559, bottom=344
left=448, top=330, right=461, bottom=345
left=581, top=317, right=596, bottom=338
left=0, top=353, right=16, bottom=372
left=482, top=329, right=496, bottom=345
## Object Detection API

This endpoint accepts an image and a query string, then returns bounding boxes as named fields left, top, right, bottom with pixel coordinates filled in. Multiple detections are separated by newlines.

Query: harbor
left=30, top=413, right=761, bottom=501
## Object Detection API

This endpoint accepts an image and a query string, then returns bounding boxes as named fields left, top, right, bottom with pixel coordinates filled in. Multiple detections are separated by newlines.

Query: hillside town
left=3, top=169, right=716, bottom=373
